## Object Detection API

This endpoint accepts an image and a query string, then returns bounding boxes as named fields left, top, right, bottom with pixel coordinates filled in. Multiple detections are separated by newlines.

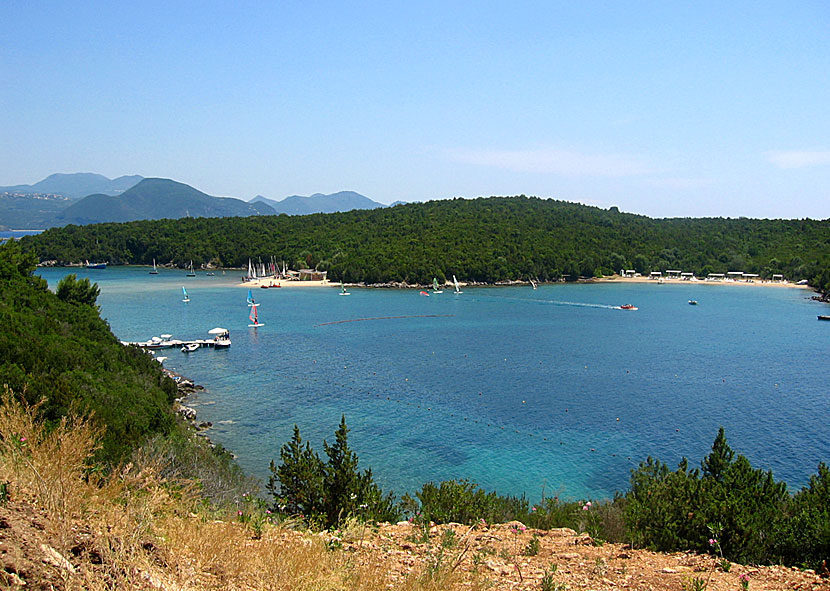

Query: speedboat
left=620, top=304, right=638, bottom=310
left=181, top=343, right=200, bottom=353
left=688, top=300, right=698, bottom=305
left=819, top=315, right=830, bottom=321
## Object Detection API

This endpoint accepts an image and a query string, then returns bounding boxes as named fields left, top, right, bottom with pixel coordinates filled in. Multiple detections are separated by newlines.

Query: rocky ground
left=348, top=520, right=830, bottom=590
left=4, top=494, right=827, bottom=591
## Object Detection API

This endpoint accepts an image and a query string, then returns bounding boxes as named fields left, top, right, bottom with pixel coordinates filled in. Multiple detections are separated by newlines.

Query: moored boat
left=819, top=315, right=830, bottom=321
left=85, top=260, right=106, bottom=269
left=181, top=343, right=200, bottom=353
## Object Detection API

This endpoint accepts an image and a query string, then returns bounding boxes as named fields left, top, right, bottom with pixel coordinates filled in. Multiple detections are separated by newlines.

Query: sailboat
left=339, top=282, right=350, bottom=296
left=149, top=259, right=158, bottom=274
left=181, top=286, right=190, bottom=303
left=187, top=261, right=196, bottom=277
left=432, top=278, right=443, bottom=294
left=248, top=300, right=264, bottom=327
left=530, top=278, right=538, bottom=290
left=453, top=275, right=463, bottom=295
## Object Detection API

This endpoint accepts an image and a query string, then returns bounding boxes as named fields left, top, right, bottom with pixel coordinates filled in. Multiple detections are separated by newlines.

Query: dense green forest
left=20, top=195, right=830, bottom=295
left=0, top=240, right=177, bottom=464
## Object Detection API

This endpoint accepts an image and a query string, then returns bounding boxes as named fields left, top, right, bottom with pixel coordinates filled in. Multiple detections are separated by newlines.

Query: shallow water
left=39, top=267, right=830, bottom=500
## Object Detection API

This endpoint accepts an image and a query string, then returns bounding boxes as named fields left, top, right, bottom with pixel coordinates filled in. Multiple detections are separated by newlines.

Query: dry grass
left=0, top=390, right=488, bottom=591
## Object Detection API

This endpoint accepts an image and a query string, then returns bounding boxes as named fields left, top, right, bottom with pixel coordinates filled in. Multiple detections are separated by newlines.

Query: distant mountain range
left=55, top=178, right=275, bottom=225
left=0, top=173, right=388, bottom=229
left=250, top=191, right=385, bottom=215
left=0, top=173, right=144, bottom=199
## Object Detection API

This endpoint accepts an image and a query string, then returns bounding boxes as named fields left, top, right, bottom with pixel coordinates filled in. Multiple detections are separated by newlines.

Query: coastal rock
left=178, top=405, right=196, bottom=421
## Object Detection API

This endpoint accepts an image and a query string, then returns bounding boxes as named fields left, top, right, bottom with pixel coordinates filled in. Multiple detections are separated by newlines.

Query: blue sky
left=1, top=1, right=828, bottom=218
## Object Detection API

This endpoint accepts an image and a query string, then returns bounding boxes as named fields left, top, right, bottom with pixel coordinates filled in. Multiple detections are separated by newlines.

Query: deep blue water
left=38, top=267, right=830, bottom=501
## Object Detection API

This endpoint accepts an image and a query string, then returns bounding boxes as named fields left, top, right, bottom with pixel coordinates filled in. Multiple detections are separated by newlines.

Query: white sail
left=453, top=275, right=462, bottom=294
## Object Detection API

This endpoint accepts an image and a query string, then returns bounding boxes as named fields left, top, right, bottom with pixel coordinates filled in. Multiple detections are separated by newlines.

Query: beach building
left=649, top=271, right=662, bottom=280
left=772, top=274, right=784, bottom=282
left=742, top=273, right=759, bottom=282
left=726, top=271, right=744, bottom=281
left=299, top=269, right=327, bottom=281
left=707, top=273, right=725, bottom=281
left=623, top=269, right=636, bottom=278
left=681, top=272, right=695, bottom=281
left=666, top=270, right=681, bottom=279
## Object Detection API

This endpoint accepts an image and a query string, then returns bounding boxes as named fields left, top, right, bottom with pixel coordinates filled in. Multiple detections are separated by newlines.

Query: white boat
left=182, top=286, right=190, bottom=302
left=209, top=327, right=231, bottom=348
left=187, top=260, right=196, bottom=277
left=453, top=275, right=463, bottom=294
left=149, top=259, right=158, bottom=274
left=432, top=278, right=443, bottom=294
left=181, top=343, right=200, bottom=353
left=339, top=282, right=351, bottom=296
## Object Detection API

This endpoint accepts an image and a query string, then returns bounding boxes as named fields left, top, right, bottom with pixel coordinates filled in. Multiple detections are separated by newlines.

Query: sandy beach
left=238, top=274, right=812, bottom=291
left=595, top=275, right=811, bottom=289
left=238, top=277, right=335, bottom=288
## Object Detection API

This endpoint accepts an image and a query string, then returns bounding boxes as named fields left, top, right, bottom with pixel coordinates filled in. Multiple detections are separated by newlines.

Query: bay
left=38, top=267, right=830, bottom=501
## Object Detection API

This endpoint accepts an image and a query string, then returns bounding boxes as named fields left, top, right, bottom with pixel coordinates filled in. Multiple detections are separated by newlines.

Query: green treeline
left=20, top=196, right=830, bottom=295
left=0, top=239, right=177, bottom=464
left=272, top=421, right=830, bottom=569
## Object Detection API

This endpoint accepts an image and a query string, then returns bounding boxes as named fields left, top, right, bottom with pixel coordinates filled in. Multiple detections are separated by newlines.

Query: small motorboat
left=181, top=343, right=200, bottom=353
left=688, top=300, right=698, bottom=305
left=419, top=291, right=430, bottom=296
left=620, top=304, right=638, bottom=310
left=819, top=315, right=830, bottom=321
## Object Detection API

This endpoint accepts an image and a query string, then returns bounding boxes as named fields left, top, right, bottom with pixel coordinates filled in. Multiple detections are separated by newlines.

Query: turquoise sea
left=39, top=267, right=830, bottom=501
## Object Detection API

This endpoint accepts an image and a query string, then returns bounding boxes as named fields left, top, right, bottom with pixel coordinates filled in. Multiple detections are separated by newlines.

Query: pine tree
left=701, top=426, right=734, bottom=482
left=268, top=425, right=325, bottom=518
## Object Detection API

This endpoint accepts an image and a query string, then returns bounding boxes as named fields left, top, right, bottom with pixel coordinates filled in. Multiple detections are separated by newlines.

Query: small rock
left=559, top=552, right=581, bottom=560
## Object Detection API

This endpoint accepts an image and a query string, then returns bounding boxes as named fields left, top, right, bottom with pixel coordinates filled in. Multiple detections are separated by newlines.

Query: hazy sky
left=2, top=1, right=828, bottom=218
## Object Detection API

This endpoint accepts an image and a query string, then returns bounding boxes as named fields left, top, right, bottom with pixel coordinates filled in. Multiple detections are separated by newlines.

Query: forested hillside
left=20, top=196, right=830, bottom=294
left=0, top=240, right=177, bottom=463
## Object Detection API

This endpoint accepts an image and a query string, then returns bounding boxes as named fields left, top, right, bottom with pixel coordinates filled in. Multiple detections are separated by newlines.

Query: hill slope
left=0, top=172, right=143, bottom=198
left=21, top=196, right=830, bottom=294
left=55, top=178, right=275, bottom=225
left=251, top=190, right=384, bottom=215
left=0, top=240, right=177, bottom=463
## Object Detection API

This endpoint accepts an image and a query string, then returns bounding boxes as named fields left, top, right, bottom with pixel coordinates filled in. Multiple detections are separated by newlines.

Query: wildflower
left=708, top=538, right=717, bottom=546
left=531, top=506, right=537, bottom=512
left=237, top=510, right=243, bottom=516
left=520, top=525, right=527, bottom=532
left=20, top=436, right=27, bottom=442
left=265, top=510, right=271, bottom=514
left=739, top=574, right=749, bottom=582
left=582, top=504, right=589, bottom=511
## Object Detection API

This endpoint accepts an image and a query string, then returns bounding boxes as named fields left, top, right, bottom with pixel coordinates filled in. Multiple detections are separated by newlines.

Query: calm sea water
left=38, top=267, right=830, bottom=501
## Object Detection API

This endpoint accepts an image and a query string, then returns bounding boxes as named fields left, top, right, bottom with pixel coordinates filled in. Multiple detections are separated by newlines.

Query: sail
left=247, top=289, right=254, bottom=306
left=433, top=278, right=439, bottom=290
left=249, top=305, right=257, bottom=324
left=453, top=275, right=462, bottom=293
left=182, top=286, right=189, bottom=301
